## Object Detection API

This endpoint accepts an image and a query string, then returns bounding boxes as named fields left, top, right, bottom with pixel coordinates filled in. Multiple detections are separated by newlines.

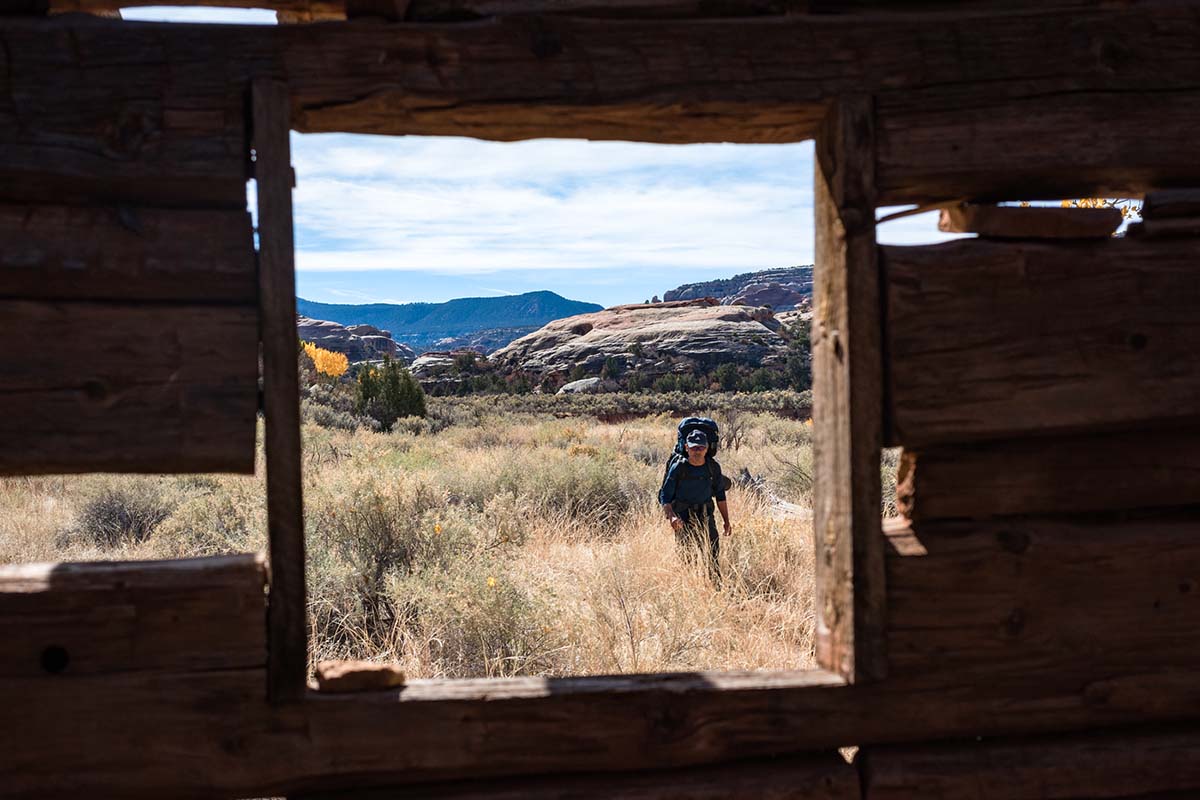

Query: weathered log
left=254, top=78, right=310, bottom=704
left=0, top=19, right=250, bottom=207
left=884, top=238, right=1200, bottom=447
left=884, top=513, right=1200, bottom=688
left=1129, top=217, right=1200, bottom=239
left=876, top=85, right=1200, bottom=204
left=861, top=726, right=1200, bottom=800
left=0, top=205, right=255, bottom=302
left=8, top=656, right=1200, bottom=799
left=53, top=0, right=341, bottom=13
left=812, top=96, right=886, bottom=683
left=41, top=0, right=1148, bottom=20
left=314, top=659, right=406, bottom=693
left=0, top=300, right=258, bottom=474
left=896, top=429, right=1200, bottom=520
left=1142, top=189, right=1200, bottom=220
left=297, top=755, right=859, bottom=799
left=0, top=555, right=266, bottom=678
left=937, top=203, right=1121, bottom=239
left=2, top=7, right=1200, bottom=165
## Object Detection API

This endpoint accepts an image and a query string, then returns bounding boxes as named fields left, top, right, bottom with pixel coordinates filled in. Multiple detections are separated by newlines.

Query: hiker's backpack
left=659, top=417, right=733, bottom=500
left=673, top=417, right=719, bottom=458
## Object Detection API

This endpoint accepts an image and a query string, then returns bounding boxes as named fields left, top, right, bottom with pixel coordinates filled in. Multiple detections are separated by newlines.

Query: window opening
left=289, top=133, right=824, bottom=680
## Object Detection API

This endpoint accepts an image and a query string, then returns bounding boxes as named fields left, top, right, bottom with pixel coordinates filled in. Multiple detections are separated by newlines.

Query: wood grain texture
left=296, top=754, right=860, bottom=800
left=1143, top=189, right=1200, bottom=220
left=0, top=300, right=257, bottom=474
left=937, top=203, right=1121, bottom=239
left=812, top=96, right=886, bottom=683
left=876, top=88, right=1200, bottom=204
left=0, top=204, right=255, bottom=302
left=8, top=661, right=1200, bottom=799
left=896, top=429, right=1200, bottom=520
left=2, top=7, right=1200, bottom=160
left=0, top=19, right=250, bottom=207
left=254, top=77, right=309, bottom=705
left=0, top=555, right=266, bottom=678
left=41, top=0, right=1160, bottom=20
left=884, top=513, right=1200, bottom=689
left=861, top=726, right=1200, bottom=800
left=884, top=238, right=1200, bottom=447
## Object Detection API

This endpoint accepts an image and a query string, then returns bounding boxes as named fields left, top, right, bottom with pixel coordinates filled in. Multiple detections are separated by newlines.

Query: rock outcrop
left=432, top=326, right=541, bottom=353
left=664, top=266, right=813, bottom=310
left=723, top=281, right=811, bottom=311
left=297, top=316, right=415, bottom=363
left=491, top=299, right=790, bottom=380
left=557, top=377, right=618, bottom=395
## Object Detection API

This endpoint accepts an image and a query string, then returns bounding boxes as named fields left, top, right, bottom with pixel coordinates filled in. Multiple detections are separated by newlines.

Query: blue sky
left=126, top=7, right=960, bottom=308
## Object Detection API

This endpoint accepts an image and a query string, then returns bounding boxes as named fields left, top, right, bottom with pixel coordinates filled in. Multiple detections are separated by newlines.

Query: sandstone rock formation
left=664, top=266, right=813, bottom=309
left=491, top=299, right=790, bottom=380
left=723, top=281, right=811, bottom=311
left=557, top=377, right=618, bottom=395
left=297, top=316, right=415, bottom=363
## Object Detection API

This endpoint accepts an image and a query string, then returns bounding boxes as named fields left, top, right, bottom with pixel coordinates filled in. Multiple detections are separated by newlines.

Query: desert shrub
left=394, top=560, right=565, bottom=678
left=773, top=448, right=814, bottom=505
left=302, top=399, right=379, bottom=432
left=307, top=478, right=458, bottom=655
left=64, top=481, right=174, bottom=548
left=426, top=390, right=812, bottom=421
left=441, top=449, right=656, bottom=535
left=156, top=491, right=261, bottom=556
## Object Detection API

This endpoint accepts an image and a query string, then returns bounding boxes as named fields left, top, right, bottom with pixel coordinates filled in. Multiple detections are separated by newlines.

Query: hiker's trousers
left=673, top=501, right=720, bottom=581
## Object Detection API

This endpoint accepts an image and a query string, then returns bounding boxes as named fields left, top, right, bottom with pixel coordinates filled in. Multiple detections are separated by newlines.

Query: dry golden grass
left=0, top=410, right=820, bottom=678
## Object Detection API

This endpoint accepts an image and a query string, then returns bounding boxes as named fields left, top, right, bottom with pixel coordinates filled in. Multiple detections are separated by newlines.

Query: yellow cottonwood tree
left=302, top=341, right=349, bottom=379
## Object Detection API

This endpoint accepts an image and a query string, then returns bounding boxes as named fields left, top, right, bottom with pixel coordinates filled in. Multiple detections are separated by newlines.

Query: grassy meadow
left=0, top=395, right=863, bottom=679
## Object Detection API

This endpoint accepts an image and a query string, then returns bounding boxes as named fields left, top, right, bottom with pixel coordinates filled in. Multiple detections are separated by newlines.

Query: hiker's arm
left=717, top=500, right=731, bottom=534
left=663, top=503, right=683, bottom=531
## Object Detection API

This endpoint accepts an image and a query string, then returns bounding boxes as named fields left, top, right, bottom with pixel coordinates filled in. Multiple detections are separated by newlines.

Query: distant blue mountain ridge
left=297, top=291, right=603, bottom=353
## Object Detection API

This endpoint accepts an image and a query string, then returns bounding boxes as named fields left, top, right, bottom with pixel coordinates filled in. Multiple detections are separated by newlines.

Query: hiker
left=659, top=425, right=731, bottom=581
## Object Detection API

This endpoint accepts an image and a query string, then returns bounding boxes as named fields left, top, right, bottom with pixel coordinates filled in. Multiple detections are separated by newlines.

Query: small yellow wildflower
left=434, top=523, right=442, bottom=535
left=486, top=576, right=497, bottom=588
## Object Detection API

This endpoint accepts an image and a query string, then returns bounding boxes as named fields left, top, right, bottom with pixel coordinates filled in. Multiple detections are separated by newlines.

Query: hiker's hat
left=685, top=430, right=709, bottom=448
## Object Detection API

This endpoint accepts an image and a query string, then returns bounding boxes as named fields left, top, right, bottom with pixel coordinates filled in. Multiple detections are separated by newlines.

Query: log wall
left=0, top=26, right=260, bottom=474
left=2, top=3, right=1200, bottom=798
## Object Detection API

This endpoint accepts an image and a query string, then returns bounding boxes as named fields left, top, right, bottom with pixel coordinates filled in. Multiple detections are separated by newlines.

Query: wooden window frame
left=252, top=85, right=889, bottom=701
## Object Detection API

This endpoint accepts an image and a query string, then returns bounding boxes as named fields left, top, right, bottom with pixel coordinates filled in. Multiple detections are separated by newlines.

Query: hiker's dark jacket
left=659, top=458, right=727, bottom=508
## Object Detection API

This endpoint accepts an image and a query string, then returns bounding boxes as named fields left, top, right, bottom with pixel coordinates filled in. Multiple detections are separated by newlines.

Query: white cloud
left=291, top=135, right=814, bottom=275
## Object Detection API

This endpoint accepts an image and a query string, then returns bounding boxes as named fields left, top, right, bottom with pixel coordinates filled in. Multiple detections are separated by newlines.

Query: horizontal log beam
left=1, top=6, right=1200, bottom=191
left=296, top=753, right=860, bottom=799
left=0, top=19, right=252, bottom=206
left=0, top=205, right=256, bottom=303
left=937, top=203, right=1121, bottom=239
left=861, top=726, right=1200, bottom=800
left=884, top=513, right=1200, bottom=688
left=0, top=301, right=258, bottom=474
left=0, top=555, right=266, bottom=678
left=8, top=654, right=1200, bottom=799
left=884, top=238, right=1200, bottom=447
left=896, top=429, right=1200, bottom=520
left=876, top=90, right=1200, bottom=204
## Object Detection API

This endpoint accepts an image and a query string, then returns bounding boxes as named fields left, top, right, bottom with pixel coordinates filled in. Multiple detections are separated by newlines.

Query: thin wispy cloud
left=291, top=134, right=817, bottom=284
